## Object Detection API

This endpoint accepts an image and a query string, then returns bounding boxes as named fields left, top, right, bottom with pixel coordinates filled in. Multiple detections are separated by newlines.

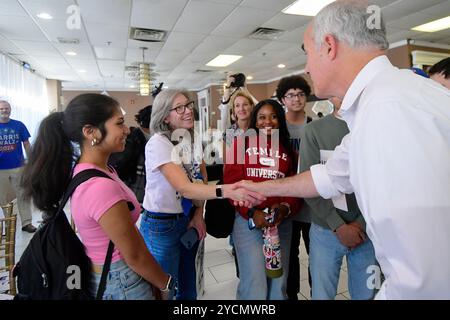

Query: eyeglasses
left=284, top=92, right=306, bottom=99
left=169, top=101, right=195, bottom=114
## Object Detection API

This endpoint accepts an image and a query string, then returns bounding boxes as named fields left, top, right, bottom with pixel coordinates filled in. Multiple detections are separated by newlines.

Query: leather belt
left=145, top=211, right=183, bottom=220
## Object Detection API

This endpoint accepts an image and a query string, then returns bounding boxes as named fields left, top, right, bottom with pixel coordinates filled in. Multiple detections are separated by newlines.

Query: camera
left=229, top=73, right=246, bottom=88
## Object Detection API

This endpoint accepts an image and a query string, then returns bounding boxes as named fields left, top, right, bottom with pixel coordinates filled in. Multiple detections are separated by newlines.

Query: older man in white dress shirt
left=237, top=0, right=450, bottom=299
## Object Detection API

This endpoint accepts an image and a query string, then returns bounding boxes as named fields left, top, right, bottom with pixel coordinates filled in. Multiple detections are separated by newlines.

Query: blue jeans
left=139, top=210, right=198, bottom=300
left=232, top=213, right=292, bottom=300
left=309, top=223, right=377, bottom=300
left=91, top=259, right=154, bottom=300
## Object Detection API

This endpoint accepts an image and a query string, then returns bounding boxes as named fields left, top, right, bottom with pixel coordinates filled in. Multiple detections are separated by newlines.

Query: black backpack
left=13, top=169, right=115, bottom=300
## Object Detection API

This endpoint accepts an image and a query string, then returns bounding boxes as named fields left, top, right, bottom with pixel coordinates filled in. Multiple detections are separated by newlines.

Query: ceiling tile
left=0, top=0, right=28, bottom=16
left=160, top=32, right=206, bottom=54
left=54, top=43, right=96, bottom=59
left=387, top=12, right=438, bottom=30
left=125, top=46, right=161, bottom=64
left=188, top=35, right=239, bottom=63
left=419, top=1, right=450, bottom=18
left=275, top=26, right=307, bottom=43
left=84, top=22, right=128, bottom=47
left=78, top=0, right=131, bottom=26
left=262, top=12, right=310, bottom=32
left=223, top=38, right=271, bottom=56
left=240, top=0, right=294, bottom=12
left=382, top=0, right=446, bottom=23
left=130, top=0, right=188, bottom=31
left=173, top=0, right=236, bottom=34
left=212, top=7, right=278, bottom=38
left=35, top=18, right=89, bottom=44
left=94, top=46, right=126, bottom=60
left=0, top=36, right=25, bottom=55
left=10, top=40, right=61, bottom=57
left=98, top=60, right=125, bottom=75
left=0, top=16, right=47, bottom=40
left=19, top=0, right=76, bottom=20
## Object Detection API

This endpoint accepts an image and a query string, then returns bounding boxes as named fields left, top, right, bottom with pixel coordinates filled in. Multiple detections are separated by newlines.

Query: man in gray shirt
left=299, top=98, right=377, bottom=299
left=276, top=75, right=312, bottom=300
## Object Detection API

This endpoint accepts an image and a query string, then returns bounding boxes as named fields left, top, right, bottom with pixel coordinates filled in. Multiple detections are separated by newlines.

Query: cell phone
left=180, top=228, right=199, bottom=250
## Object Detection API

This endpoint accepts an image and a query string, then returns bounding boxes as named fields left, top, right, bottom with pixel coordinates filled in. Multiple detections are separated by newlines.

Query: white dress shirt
left=310, top=55, right=450, bottom=299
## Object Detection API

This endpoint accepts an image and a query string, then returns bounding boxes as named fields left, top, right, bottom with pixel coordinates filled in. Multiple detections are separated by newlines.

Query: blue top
left=0, top=119, right=30, bottom=169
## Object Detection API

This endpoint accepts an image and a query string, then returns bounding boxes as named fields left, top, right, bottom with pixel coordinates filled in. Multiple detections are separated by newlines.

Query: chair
left=0, top=202, right=17, bottom=295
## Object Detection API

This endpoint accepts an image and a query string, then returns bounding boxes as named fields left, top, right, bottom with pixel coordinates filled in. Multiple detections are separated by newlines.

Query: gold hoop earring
left=91, top=138, right=98, bottom=146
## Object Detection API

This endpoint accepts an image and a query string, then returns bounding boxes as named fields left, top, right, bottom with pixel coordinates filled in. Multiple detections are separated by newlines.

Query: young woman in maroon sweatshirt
left=224, top=99, right=301, bottom=300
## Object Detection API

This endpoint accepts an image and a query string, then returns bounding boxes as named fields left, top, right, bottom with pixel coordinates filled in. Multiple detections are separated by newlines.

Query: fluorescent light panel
left=37, top=12, right=53, bottom=19
left=282, top=0, right=335, bottom=16
left=206, top=54, right=242, bottom=67
left=412, top=16, right=450, bottom=33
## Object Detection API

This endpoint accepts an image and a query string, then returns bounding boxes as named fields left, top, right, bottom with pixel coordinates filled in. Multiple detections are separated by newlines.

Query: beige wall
left=62, top=90, right=153, bottom=127
left=46, top=79, right=62, bottom=112
left=386, top=44, right=450, bottom=69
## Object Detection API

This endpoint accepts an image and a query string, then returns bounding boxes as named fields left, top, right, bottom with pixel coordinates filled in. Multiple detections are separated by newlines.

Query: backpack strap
left=56, top=169, right=112, bottom=214
left=96, top=240, right=114, bottom=300
left=57, top=169, right=117, bottom=300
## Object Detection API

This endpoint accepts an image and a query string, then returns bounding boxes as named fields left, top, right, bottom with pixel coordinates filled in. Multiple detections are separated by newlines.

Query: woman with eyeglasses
left=140, top=89, right=264, bottom=300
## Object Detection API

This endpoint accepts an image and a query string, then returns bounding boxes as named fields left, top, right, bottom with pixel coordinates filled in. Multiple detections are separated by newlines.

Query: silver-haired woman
left=139, top=89, right=263, bottom=300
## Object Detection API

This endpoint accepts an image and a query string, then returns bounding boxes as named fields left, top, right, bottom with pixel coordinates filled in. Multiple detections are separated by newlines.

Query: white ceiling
left=0, top=0, right=449, bottom=91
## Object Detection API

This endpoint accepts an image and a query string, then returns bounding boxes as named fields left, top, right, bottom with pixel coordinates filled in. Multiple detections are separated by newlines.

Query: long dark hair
left=134, top=105, right=152, bottom=129
left=21, top=93, right=119, bottom=214
left=249, top=99, right=293, bottom=157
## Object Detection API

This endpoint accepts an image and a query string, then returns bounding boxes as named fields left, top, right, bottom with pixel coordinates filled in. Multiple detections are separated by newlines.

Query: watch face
left=169, top=277, right=177, bottom=291
left=216, top=186, right=223, bottom=198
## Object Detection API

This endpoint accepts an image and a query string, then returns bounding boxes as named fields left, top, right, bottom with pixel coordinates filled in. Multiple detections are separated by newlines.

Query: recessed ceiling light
left=129, top=84, right=136, bottom=88
left=66, top=51, right=77, bottom=56
left=278, top=64, right=286, bottom=69
left=163, top=85, right=169, bottom=89
left=246, top=76, right=253, bottom=80
left=206, top=55, right=242, bottom=67
left=37, top=12, right=53, bottom=20
left=282, top=0, right=335, bottom=16
left=78, top=69, right=86, bottom=73
left=412, top=16, right=450, bottom=33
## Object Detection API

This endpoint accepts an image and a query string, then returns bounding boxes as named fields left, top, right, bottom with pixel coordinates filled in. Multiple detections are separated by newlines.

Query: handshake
left=223, top=180, right=265, bottom=208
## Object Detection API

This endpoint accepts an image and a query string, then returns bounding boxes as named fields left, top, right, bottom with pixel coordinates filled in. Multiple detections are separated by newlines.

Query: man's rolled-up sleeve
left=310, top=133, right=354, bottom=199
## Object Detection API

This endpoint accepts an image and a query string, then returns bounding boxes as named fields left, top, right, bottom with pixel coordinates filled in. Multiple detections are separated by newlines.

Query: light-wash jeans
left=91, top=259, right=154, bottom=300
left=232, top=212, right=292, bottom=300
left=309, top=223, right=377, bottom=300
left=139, top=210, right=197, bottom=300
left=0, top=167, right=32, bottom=226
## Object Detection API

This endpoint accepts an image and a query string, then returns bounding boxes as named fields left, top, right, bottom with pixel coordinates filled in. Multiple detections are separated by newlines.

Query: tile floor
left=10, top=203, right=351, bottom=300
left=199, top=235, right=350, bottom=300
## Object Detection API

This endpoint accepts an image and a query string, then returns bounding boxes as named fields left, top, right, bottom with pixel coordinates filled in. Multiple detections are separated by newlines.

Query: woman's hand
left=187, top=206, right=207, bottom=240
left=252, top=209, right=271, bottom=229
left=270, top=203, right=289, bottom=226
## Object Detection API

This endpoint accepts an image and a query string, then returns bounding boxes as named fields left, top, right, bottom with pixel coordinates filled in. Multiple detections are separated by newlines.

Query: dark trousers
left=287, top=221, right=312, bottom=300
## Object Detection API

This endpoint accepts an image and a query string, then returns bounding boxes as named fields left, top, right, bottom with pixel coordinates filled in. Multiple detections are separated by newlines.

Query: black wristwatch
left=216, top=185, right=224, bottom=199
left=161, top=275, right=176, bottom=292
